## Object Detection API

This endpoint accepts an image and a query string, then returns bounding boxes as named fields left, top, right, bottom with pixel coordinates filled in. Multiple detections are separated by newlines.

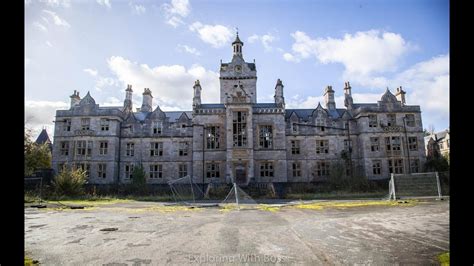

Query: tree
left=130, top=163, right=147, bottom=194
left=53, top=166, right=87, bottom=196
left=24, top=129, right=51, bottom=176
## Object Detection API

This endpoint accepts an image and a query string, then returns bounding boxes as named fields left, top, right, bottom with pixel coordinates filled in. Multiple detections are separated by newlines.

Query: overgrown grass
left=285, top=191, right=387, bottom=200
left=293, top=200, right=418, bottom=210
left=438, top=252, right=449, bottom=266
left=24, top=256, right=38, bottom=265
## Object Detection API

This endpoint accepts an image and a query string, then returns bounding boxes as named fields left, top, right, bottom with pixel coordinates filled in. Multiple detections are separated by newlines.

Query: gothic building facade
left=52, top=34, right=426, bottom=186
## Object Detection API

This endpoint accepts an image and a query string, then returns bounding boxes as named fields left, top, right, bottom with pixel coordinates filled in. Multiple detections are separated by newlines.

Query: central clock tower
left=219, top=32, right=257, bottom=104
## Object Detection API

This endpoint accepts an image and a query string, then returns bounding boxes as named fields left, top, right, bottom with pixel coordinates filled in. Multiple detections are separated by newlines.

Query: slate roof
left=165, top=111, right=192, bottom=121
left=254, top=103, right=278, bottom=108
left=35, top=129, right=51, bottom=145
left=285, top=108, right=345, bottom=120
left=200, top=104, right=225, bottom=109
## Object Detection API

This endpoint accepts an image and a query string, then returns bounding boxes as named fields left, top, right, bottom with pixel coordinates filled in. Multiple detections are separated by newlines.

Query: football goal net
left=168, top=176, right=205, bottom=205
left=388, top=172, right=442, bottom=200
left=220, top=183, right=258, bottom=210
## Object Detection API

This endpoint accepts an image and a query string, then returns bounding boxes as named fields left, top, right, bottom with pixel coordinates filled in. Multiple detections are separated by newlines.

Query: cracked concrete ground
left=25, top=199, right=449, bottom=265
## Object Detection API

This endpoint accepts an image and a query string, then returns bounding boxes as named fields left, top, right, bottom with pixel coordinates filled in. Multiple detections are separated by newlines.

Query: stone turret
left=324, top=85, right=335, bottom=110
left=193, top=80, right=202, bottom=108
left=274, top=79, right=285, bottom=107
left=124, top=84, right=133, bottom=112
left=70, top=90, right=81, bottom=108
left=343, top=81, right=353, bottom=109
left=232, top=31, right=243, bottom=58
left=141, top=88, right=153, bottom=112
left=395, top=86, right=406, bottom=106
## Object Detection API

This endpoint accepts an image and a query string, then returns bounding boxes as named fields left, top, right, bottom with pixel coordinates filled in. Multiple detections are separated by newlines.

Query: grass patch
left=293, top=200, right=417, bottom=210
left=24, top=256, right=38, bottom=265
left=286, top=191, right=387, bottom=200
left=438, top=252, right=449, bottom=266
left=257, top=204, right=281, bottom=212
left=99, top=205, right=201, bottom=213
left=46, top=198, right=131, bottom=206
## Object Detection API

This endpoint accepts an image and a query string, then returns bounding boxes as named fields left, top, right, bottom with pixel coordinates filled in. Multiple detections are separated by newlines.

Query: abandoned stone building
left=52, top=33, right=426, bottom=186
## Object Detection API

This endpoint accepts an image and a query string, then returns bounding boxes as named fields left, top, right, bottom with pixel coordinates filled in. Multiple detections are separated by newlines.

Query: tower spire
left=232, top=29, right=243, bottom=57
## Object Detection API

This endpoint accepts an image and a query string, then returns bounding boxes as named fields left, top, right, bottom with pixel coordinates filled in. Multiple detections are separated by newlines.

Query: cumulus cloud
left=189, top=22, right=233, bottom=48
left=42, top=10, right=70, bottom=28
left=394, top=54, right=449, bottom=115
left=162, top=0, right=190, bottom=27
left=25, top=100, right=69, bottom=139
left=131, top=4, right=146, bottom=15
left=285, top=30, right=411, bottom=75
left=283, top=52, right=300, bottom=63
left=39, top=0, right=71, bottom=8
left=96, top=0, right=111, bottom=8
left=247, top=33, right=277, bottom=52
left=107, top=56, right=220, bottom=110
left=176, top=44, right=201, bottom=56
left=83, top=68, right=98, bottom=77
left=33, top=22, right=48, bottom=32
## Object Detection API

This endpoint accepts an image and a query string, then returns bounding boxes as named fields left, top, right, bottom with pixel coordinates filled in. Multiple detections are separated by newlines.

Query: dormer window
left=387, top=114, right=396, bottom=126
left=152, top=122, right=162, bottom=134
left=81, top=118, right=90, bottom=130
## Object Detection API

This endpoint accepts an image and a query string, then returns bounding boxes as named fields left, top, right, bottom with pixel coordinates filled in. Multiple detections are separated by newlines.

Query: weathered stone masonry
left=52, top=33, right=426, bottom=186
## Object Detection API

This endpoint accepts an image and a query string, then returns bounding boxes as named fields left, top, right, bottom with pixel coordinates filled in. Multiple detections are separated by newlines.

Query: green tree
left=53, top=166, right=87, bottom=196
left=424, top=156, right=449, bottom=172
left=24, top=129, right=51, bottom=176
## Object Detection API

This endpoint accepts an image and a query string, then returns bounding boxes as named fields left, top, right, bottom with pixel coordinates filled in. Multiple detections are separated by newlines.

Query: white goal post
left=389, top=172, right=442, bottom=200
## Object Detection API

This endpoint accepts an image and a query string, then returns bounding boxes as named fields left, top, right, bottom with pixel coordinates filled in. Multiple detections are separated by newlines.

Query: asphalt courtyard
left=25, top=199, right=449, bottom=265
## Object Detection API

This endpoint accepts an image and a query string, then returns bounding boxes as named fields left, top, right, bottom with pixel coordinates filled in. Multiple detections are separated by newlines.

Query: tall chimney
left=70, top=90, right=81, bottom=108
left=324, top=85, right=335, bottom=110
left=141, top=88, right=153, bottom=112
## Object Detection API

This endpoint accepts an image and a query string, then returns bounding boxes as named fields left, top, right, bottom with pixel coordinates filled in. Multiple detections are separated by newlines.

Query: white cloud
left=163, top=0, right=190, bottom=17
left=107, top=56, right=220, bottom=110
left=131, top=4, right=146, bottom=15
left=248, top=34, right=259, bottom=43
left=96, top=0, right=111, bottom=8
left=247, top=33, right=277, bottom=51
left=394, top=54, right=449, bottom=114
left=286, top=30, right=411, bottom=75
left=102, top=96, right=122, bottom=106
left=286, top=95, right=324, bottom=109
left=42, top=10, right=70, bottom=28
left=283, top=52, right=300, bottom=63
left=166, top=16, right=184, bottom=28
left=83, top=68, right=98, bottom=77
left=39, top=0, right=71, bottom=8
left=25, top=0, right=32, bottom=6
left=25, top=57, right=31, bottom=67
left=25, top=100, right=69, bottom=140
left=189, top=22, right=233, bottom=48
left=95, top=77, right=119, bottom=91
left=46, top=41, right=53, bottom=47
left=162, top=0, right=190, bottom=27
left=176, top=44, right=201, bottom=56
left=33, top=22, right=48, bottom=32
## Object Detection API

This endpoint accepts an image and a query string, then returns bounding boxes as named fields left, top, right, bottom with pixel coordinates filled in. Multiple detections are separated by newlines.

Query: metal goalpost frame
left=435, top=171, right=442, bottom=199
left=390, top=172, right=442, bottom=200
left=389, top=173, right=396, bottom=201
left=234, top=182, right=240, bottom=210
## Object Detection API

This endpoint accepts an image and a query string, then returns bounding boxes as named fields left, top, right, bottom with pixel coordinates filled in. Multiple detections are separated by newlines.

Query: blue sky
left=25, top=0, right=449, bottom=139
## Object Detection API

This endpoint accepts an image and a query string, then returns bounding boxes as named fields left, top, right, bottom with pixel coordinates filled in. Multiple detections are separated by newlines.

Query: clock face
left=234, top=65, right=242, bottom=73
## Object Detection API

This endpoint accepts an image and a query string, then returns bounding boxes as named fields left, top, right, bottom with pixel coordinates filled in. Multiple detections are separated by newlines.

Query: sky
left=25, top=0, right=449, bottom=140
